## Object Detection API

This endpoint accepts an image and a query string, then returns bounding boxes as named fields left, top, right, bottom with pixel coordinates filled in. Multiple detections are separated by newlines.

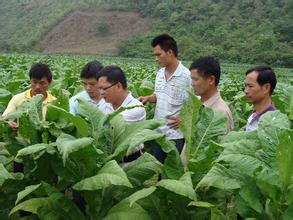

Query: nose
left=85, top=84, right=92, bottom=91
left=35, top=83, right=42, bottom=89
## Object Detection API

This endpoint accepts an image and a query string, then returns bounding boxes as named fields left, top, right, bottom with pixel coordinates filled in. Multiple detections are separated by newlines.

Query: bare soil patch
left=34, top=10, right=153, bottom=55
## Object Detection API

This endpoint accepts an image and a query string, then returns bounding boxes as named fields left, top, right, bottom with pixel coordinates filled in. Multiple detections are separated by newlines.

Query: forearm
left=147, top=94, right=157, bottom=103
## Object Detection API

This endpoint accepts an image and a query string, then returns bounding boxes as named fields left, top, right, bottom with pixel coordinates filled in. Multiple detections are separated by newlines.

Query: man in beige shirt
left=190, top=56, right=233, bottom=131
left=181, top=56, right=234, bottom=164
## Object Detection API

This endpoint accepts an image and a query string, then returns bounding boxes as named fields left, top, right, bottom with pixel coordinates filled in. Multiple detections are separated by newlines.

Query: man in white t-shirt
left=69, top=60, right=113, bottom=115
left=98, top=65, right=146, bottom=162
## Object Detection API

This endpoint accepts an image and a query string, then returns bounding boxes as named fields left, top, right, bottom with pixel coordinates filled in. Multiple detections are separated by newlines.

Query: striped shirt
left=154, top=62, right=191, bottom=139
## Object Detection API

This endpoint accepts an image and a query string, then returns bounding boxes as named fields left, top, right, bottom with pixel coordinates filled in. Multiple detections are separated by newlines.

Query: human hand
left=167, top=115, right=180, bottom=129
left=138, top=96, right=149, bottom=104
left=6, top=120, right=18, bottom=129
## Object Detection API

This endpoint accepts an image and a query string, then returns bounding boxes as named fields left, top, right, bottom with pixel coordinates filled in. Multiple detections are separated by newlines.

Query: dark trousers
left=151, top=138, right=185, bottom=163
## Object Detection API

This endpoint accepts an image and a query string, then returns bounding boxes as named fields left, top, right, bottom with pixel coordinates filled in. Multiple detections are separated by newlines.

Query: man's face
left=190, top=69, right=211, bottom=97
left=244, top=71, right=269, bottom=105
left=97, top=76, right=118, bottom=104
left=81, top=77, right=100, bottom=99
left=153, top=45, right=172, bottom=67
left=30, top=77, right=50, bottom=97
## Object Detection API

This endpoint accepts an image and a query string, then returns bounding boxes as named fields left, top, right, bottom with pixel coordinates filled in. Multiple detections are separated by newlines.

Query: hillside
left=34, top=10, right=152, bottom=55
left=0, top=0, right=292, bottom=67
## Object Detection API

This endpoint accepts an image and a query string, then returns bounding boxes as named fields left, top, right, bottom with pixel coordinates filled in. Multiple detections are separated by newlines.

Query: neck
left=201, top=88, right=218, bottom=103
left=91, top=94, right=102, bottom=102
left=253, top=97, right=272, bottom=114
left=112, top=91, right=129, bottom=110
left=165, top=59, right=179, bottom=78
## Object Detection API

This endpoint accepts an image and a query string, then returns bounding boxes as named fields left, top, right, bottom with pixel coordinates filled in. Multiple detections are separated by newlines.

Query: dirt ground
left=34, top=10, right=153, bottom=56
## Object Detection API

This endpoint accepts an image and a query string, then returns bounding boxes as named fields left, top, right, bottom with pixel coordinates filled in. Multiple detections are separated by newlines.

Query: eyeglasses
left=98, top=82, right=118, bottom=93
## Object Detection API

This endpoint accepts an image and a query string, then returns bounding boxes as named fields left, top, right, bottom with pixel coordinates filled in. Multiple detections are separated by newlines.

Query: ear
left=208, top=75, right=216, bottom=85
left=262, top=83, right=271, bottom=94
left=167, top=49, right=174, bottom=56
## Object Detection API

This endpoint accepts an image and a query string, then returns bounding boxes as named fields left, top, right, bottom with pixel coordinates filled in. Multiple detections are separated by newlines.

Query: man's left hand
left=167, top=115, right=180, bottom=129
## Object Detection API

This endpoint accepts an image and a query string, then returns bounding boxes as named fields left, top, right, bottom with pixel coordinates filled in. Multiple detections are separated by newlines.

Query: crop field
left=0, top=53, right=292, bottom=219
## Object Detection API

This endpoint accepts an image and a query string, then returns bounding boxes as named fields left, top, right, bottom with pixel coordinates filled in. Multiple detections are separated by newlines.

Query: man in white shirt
left=69, top=60, right=113, bottom=115
left=244, top=66, right=277, bottom=131
left=98, top=65, right=146, bottom=162
left=139, top=34, right=191, bottom=163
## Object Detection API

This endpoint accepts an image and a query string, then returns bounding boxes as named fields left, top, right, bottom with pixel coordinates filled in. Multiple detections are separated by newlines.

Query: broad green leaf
left=56, top=133, right=94, bottom=165
left=16, top=143, right=49, bottom=160
left=277, top=129, right=293, bottom=190
left=216, top=131, right=264, bottom=176
left=126, top=152, right=163, bottom=186
left=157, top=172, right=196, bottom=200
left=191, top=108, right=227, bottom=158
left=179, top=91, right=201, bottom=160
left=76, top=98, right=114, bottom=156
left=10, top=198, right=50, bottom=215
left=258, top=111, right=290, bottom=151
left=127, top=187, right=156, bottom=207
left=46, top=104, right=89, bottom=137
left=0, top=164, right=23, bottom=186
left=15, top=183, right=42, bottom=205
left=156, top=137, right=184, bottom=180
left=109, top=115, right=164, bottom=159
left=52, top=89, right=70, bottom=111
left=0, top=88, right=12, bottom=104
left=197, top=163, right=243, bottom=190
left=239, top=185, right=263, bottom=213
left=73, top=160, right=133, bottom=191
left=103, top=198, right=151, bottom=220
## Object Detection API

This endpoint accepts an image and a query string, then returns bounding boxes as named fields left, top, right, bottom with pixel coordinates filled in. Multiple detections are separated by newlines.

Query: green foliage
left=0, top=53, right=292, bottom=219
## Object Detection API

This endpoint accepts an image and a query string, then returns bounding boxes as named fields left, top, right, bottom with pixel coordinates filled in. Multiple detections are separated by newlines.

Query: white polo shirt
left=154, top=62, right=191, bottom=140
left=119, top=93, right=146, bottom=123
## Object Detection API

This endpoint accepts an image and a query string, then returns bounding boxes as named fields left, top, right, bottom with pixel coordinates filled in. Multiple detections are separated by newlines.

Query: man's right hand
left=138, top=96, right=149, bottom=104
left=138, top=94, right=157, bottom=104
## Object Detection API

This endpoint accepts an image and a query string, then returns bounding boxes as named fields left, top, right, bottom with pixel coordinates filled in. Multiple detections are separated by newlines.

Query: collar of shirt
left=24, top=89, right=54, bottom=103
left=249, top=103, right=276, bottom=124
left=76, top=91, right=101, bottom=105
left=160, top=61, right=184, bottom=82
left=203, top=91, right=220, bottom=108
left=120, top=92, right=134, bottom=107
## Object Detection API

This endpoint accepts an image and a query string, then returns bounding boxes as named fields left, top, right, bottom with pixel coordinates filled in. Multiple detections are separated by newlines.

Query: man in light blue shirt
left=69, top=60, right=113, bottom=115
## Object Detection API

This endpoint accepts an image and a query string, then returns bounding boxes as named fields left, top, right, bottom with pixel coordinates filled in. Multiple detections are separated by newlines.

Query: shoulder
left=69, top=91, right=87, bottom=102
left=122, top=98, right=146, bottom=122
left=10, top=91, right=27, bottom=103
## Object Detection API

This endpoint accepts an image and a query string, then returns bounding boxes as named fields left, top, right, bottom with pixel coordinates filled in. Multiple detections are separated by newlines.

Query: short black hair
left=80, top=60, right=103, bottom=79
left=29, top=63, right=52, bottom=82
left=151, top=34, right=178, bottom=57
left=99, top=65, right=127, bottom=89
left=189, top=56, right=221, bottom=86
left=245, top=66, right=277, bottom=95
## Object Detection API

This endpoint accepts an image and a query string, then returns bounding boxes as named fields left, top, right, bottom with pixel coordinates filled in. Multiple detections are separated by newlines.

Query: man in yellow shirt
left=2, top=63, right=56, bottom=128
